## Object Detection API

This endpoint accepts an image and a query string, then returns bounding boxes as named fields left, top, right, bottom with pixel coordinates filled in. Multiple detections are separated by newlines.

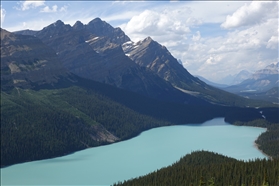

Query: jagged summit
left=143, top=36, right=152, bottom=41
left=11, top=18, right=262, bottom=106
left=73, top=20, right=84, bottom=30
left=88, top=17, right=103, bottom=24
left=54, top=20, right=64, bottom=25
left=86, top=17, right=130, bottom=44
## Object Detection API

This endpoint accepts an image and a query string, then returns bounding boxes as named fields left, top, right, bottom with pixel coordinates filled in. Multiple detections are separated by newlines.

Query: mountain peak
left=88, top=17, right=104, bottom=25
left=86, top=17, right=130, bottom=45
left=53, top=20, right=64, bottom=27
left=73, top=20, right=84, bottom=30
left=143, top=36, right=153, bottom=43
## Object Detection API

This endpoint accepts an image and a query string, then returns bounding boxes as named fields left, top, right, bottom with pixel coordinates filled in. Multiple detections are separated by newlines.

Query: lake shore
left=254, top=141, right=272, bottom=160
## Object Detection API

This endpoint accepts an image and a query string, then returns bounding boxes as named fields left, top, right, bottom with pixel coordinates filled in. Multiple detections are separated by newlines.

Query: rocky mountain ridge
left=11, top=19, right=206, bottom=104
left=11, top=18, right=273, bottom=106
left=122, top=36, right=258, bottom=106
left=1, top=28, right=68, bottom=90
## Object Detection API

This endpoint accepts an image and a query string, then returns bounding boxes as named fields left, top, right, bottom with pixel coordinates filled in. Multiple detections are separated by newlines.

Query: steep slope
left=13, top=19, right=273, bottom=107
left=1, top=28, right=67, bottom=90
left=15, top=20, right=208, bottom=104
left=0, top=27, right=216, bottom=167
left=123, top=37, right=268, bottom=106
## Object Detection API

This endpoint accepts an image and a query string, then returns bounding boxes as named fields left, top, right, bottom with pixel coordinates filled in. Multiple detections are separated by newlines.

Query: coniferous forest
left=113, top=151, right=279, bottom=186
left=1, top=79, right=279, bottom=168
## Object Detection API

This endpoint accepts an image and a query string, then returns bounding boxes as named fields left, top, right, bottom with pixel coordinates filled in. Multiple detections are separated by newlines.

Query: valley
left=1, top=16, right=278, bottom=186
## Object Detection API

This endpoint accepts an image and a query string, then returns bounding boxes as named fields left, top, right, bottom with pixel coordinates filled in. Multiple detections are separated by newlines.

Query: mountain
left=217, top=70, right=252, bottom=85
left=232, top=70, right=252, bottom=85
left=14, top=18, right=274, bottom=107
left=2, top=20, right=278, bottom=167
left=252, top=62, right=279, bottom=80
left=223, top=62, right=279, bottom=103
left=0, top=27, right=221, bottom=166
left=0, top=28, right=68, bottom=90
left=122, top=37, right=266, bottom=106
left=14, top=19, right=207, bottom=105
left=224, top=62, right=279, bottom=93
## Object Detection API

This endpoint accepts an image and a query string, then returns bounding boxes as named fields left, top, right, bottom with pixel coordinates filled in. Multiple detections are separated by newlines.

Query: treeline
left=256, top=124, right=279, bottom=158
left=233, top=119, right=279, bottom=158
left=1, top=86, right=170, bottom=167
left=113, top=151, right=279, bottom=186
left=1, top=77, right=278, bottom=167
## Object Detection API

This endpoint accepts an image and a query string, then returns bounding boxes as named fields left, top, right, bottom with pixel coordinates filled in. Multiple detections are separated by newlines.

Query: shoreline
left=253, top=141, right=272, bottom=160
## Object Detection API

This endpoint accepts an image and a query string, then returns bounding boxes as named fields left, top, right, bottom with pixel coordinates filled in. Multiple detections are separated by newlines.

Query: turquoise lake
left=1, top=118, right=267, bottom=185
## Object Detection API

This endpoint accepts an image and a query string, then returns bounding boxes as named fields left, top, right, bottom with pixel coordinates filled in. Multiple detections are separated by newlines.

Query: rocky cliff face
left=12, top=18, right=262, bottom=106
left=122, top=37, right=197, bottom=87
left=122, top=37, right=248, bottom=106
left=85, top=18, right=130, bottom=45
left=14, top=19, right=204, bottom=104
left=1, top=28, right=67, bottom=90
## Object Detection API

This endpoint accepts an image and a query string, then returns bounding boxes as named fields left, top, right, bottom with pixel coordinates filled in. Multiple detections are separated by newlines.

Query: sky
left=1, top=0, right=278, bottom=83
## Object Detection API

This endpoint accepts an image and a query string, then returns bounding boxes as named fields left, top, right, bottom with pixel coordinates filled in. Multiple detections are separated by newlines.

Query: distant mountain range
left=223, top=62, right=279, bottom=103
left=216, top=70, right=252, bottom=86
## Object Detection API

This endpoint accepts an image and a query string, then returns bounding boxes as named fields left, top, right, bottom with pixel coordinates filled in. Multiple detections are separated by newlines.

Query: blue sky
left=1, top=1, right=278, bottom=83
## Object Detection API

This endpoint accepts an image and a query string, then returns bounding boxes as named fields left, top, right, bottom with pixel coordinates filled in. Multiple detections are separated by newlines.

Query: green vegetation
left=233, top=119, right=279, bottom=158
left=113, top=151, right=279, bottom=186
left=1, top=85, right=170, bottom=167
left=1, top=77, right=278, bottom=169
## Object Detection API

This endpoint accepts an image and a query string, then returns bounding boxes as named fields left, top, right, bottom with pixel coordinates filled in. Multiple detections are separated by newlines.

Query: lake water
left=1, top=118, right=267, bottom=186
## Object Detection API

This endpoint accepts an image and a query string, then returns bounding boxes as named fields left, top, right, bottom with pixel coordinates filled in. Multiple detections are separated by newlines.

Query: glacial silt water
left=1, top=118, right=267, bottom=185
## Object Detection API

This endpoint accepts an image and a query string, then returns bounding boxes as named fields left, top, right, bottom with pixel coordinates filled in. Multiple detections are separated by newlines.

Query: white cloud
left=1, top=6, right=6, bottom=26
left=266, top=35, right=278, bottom=50
left=59, top=5, right=67, bottom=12
left=40, top=5, right=67, bottom=13
left=40, top=5, right=58, bottom=13
left=19, top=0, right=45, bottom=11
left=122, top=9, right=191, bottom=43
left=221, top=1, right=278, bottom=29
left=4, top=1, right=277, bottom=82
left=192, top=31, right=201, bottom=42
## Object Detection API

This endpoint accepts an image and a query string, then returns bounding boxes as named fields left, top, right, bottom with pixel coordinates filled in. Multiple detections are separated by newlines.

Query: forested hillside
left=114, top=151, right=279, bottom=186
left=1, top=84, right=171, bottom=167
left=1, top=75, right=278, bottom=167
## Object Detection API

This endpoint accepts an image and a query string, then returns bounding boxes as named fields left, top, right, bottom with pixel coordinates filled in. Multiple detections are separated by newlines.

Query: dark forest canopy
left=113, top=151, right=279, bottom=186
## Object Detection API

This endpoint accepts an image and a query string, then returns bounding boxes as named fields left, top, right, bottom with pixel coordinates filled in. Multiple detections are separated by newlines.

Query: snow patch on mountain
left=85, top=37, right=99, bottom=43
